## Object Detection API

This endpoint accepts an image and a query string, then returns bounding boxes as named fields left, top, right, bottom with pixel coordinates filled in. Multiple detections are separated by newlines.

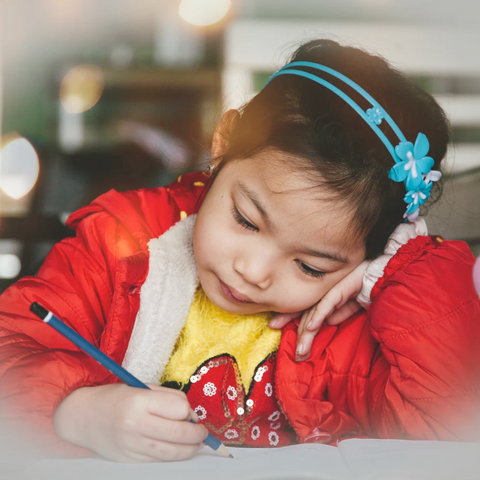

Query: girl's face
left=193, top=153, right=366, bottom=315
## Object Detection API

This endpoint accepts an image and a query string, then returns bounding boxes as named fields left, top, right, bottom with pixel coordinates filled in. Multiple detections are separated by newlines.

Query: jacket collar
left=122, top=215, right=199, bottom=384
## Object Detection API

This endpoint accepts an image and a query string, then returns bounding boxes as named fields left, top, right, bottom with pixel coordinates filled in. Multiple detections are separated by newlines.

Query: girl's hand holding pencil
left=54, top=382, right=209, bottom=462
left=30, top=303, right=232, bottom=462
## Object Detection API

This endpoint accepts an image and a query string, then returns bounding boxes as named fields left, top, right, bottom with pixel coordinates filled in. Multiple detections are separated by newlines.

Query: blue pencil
left=30, top=302, right=233, bottom=458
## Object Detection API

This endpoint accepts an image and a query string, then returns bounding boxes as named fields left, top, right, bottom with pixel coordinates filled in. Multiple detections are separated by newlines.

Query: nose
left=233, top=249, right=273, bottom=290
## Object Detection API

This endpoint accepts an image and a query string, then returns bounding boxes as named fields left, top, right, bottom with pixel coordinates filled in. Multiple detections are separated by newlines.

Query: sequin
left=254, top=365, right=269, bottom=382
left=237, top=407, right=245, bottom=415
left=265, top=383, right=273, bottom=397
left=268, top=411, right=281, bottom=422
left=225, top=429, right=239, bottom=440
left=194, top=405, right=207, bottom=420
left=203, top=382, right=217, bottom=397
left=246, top=399, right=254, bottom=407
left=227, top=386, right=237, bottom=400
left=268, top=431, right=279, bottom=446
left=251, top=425, right=260, bottom=440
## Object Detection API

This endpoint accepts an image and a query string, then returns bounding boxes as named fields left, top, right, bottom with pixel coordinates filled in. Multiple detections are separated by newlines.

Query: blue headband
left=266, top=61, right=442, bottom=222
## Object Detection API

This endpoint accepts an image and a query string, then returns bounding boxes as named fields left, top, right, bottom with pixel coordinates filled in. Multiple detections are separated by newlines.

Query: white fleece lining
left=122, top=214, right=199, bottom=384
left=357, top=218, right=428, bottom=308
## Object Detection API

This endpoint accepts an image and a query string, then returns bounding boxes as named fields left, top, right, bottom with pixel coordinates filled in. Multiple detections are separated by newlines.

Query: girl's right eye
left=231, top=205, right=258, bottom=232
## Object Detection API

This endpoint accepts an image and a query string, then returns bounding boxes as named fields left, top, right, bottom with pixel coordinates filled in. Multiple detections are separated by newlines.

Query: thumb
left=190, top=408, right=201, bottom=423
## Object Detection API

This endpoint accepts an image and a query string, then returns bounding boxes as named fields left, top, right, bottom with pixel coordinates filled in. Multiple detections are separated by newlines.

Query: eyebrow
left=299, top=247, right=350, bottom=264
left=236, top=181, right=350, bottom=264
left=237, top=181, right=273, bottom=230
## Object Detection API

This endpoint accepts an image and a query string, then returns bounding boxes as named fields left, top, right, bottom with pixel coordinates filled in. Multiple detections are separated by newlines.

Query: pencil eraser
left=30, top=302, right=49, bottom=320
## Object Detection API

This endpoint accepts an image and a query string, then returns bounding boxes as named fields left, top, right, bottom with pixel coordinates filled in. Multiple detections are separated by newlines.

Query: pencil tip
left=216, top=443, right=233, bottom=458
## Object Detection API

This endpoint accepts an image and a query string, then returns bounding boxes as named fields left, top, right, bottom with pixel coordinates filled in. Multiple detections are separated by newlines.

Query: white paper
left=338, top=438, right=480, bottom=480
left=25, top=439, right=480, bottom=480
left=27, top=444, right=351, bottom=480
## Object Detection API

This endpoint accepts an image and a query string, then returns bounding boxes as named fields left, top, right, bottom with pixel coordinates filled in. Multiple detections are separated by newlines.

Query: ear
left=211, top=109, right=240, bottom=164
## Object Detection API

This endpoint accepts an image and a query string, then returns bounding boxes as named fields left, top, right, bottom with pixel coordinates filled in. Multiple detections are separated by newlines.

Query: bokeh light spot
left=60, top=64, right=104, bottom=114
left=0, top=254, right=21, bottom=279
left=0, top=135, right=40, bottom=200
left=179, top=0, right=231, bottom=26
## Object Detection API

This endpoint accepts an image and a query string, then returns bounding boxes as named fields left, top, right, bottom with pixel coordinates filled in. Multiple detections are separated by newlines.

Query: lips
left=219, top=278, right=254, bottom=303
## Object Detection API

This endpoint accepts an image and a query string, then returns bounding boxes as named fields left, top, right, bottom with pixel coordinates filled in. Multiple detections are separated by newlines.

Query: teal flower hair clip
left=266, top=62, right=443, bottom=223
left=389, top=133, right=442, bottom=221
left=404, top=181, right=433, bottom=221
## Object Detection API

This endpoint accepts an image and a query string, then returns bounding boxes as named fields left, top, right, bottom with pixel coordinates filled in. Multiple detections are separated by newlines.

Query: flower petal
left=429, top=170, right=442, bottom=182
left=423, top=181, right=433, bottom=195
left=416, top=156, right=434, bottom=174
left=389, top=163, right=409, bottom=182
left=406, top=173, right=423, bottom=192
left=404, top=191, right=415, bottom=204
left=395, top=142, right=413, bottom=162
left=413, top=133, right=430, bottom=159
left=406, top=202, right=419, bottom=214
left=406, top=209, right=420, bottom=222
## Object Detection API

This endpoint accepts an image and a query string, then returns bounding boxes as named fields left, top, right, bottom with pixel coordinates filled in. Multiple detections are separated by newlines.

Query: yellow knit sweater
left=161, top=286, right=281, bottom=393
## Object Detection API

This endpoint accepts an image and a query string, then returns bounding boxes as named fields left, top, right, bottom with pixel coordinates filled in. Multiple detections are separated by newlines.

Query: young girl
left=0, top=39, right=479, bottom=463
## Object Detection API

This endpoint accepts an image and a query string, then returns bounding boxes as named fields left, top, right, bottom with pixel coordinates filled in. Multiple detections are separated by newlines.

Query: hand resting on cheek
left=269, top=260, right=370, bottom=361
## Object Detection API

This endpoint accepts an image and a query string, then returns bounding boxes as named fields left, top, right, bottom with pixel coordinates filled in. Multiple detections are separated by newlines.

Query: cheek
left=193, top=220, right=215, bottom=270
left=272, top=268, right=353, bottom=313
left=193, top=212, right=233, bottom=270
left=272, top=280, right=327, bottom=313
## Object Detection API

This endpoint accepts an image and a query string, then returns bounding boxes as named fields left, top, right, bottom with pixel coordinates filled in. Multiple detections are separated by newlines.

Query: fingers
left=138, top=414, right=209, bottom=445
left=130, top=436, right=203, bottom=462
left=295, top=293, right=339, bottom=360
left=129, top=386, right=207, bottom=461
left=326, top=300, right=362, bottom=325
left=143, top=387, right=209, bottom=444
left=146, top=388, right=193, bottom=421
left=305, top=289, right=345, bottom=332
left=268, top=311, right=302, bottom=329
left=295, top=299, right=363, bottom=362
left=294, top=308, right=317, bottom=361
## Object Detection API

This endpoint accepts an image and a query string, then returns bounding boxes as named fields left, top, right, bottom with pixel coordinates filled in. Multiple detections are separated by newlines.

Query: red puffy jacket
left=0, top=171, right=479, bottom=458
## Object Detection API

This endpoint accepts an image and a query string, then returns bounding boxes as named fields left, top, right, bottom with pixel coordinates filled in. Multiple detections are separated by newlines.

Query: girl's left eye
left=232, top=205, right=258, bottom=232
left=295, top=260, right=326, bottom=279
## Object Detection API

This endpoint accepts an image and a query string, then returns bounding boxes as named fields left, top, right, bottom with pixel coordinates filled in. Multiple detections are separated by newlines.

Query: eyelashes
left=231, top=205, right=258, bottom=232
left=231, top=204, right=326, bottom=279
left=295, top=261, right=326, bottom=279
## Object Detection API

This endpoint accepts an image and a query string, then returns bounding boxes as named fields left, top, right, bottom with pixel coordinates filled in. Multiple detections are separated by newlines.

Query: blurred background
left=0, top=0, right=479, bottom=293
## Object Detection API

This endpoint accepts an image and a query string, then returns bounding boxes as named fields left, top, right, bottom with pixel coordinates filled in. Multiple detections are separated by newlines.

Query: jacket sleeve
left=366, top=236, right=480, bottom=442
left=275, top=235, right=480, bottom=445
left=0, top=208, right=139, bottom=458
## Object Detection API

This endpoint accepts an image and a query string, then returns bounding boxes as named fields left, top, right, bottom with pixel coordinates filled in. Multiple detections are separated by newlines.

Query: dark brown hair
left=212, top=39, right=450, bottom=259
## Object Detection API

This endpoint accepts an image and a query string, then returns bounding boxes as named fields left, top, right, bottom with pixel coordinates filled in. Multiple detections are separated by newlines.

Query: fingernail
left=296, top=343, right=303, bottom=355
left=307, top=321, right=313, bottom=330
left=269, top=319, right=278, bottom=328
